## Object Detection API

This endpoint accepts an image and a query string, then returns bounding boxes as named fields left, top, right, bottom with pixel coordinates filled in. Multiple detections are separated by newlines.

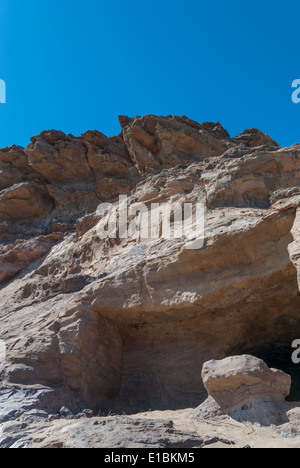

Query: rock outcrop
left=191, top=355, right=291, bottom=426
left=119, top=115, right=234, bottom=173
left=0, top=413, right=236, bottom=449
left=1, top=115, right=300, bottom=444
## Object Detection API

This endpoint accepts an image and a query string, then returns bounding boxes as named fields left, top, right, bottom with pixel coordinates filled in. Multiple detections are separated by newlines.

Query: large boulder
left=191, top=355, right=291, bottom=426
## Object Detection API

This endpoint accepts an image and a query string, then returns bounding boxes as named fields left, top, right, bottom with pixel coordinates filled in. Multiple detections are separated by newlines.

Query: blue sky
left=0, top=0, right=299, bottom=148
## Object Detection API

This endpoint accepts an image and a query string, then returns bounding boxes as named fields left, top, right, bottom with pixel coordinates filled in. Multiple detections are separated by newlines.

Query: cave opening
left=84, top=268, right=300, bottom=414
left=239, top=345, right=300, bottom=402
left=224, top=273, right=300, bottom=405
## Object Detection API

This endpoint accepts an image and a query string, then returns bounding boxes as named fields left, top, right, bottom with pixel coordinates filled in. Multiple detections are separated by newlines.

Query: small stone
left=59, top=407, right=73, bottom=418
left=48, top=414, right=60, bottom=421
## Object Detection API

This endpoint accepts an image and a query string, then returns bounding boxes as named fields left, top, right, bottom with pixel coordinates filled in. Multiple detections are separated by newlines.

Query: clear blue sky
left=0, top=0, right=299, bottom=148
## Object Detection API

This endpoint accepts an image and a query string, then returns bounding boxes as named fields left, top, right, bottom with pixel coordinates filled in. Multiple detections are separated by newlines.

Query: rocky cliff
left=1, top=115, right=300, bottom=446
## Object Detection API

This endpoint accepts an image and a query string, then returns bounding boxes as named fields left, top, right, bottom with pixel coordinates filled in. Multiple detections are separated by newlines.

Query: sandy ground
left=3, top=407, right=300, bottom=448
left=132, top=409, right=300, bottom=449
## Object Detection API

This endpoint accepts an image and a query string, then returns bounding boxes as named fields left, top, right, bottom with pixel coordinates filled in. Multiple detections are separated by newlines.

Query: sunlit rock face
left=0, top=116, right=300, bottom=418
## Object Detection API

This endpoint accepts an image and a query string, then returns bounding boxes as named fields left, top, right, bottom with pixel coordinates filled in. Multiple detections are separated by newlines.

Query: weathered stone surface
left=0, top=129, right=140, bottom=223
left=24, top=131, right=95, bottom=184
left=203, top=149, right=300, bottom=208
left=0, top=414, right=234, bottom=449
left=235, top=128, right=279, bottom=148
left=201, top=355, right=291, bottom=399
left=0, top=182, right=53, bottom=221
left=0, top=388, right=49, bottom=423
left=1, top=116, right=300, bottom=446
left=120, top=115, right=234, bottom=173
left=0, top=233, right=63, bottom=283
left=270, top=187, right=300, bottom=205
left=191, top=356, right=291, bottom=425
left=279, top=407, right=300, bottom=437
left=0, top=145, right=45, bottom=191
left=288, top=207, right=300, bottom=290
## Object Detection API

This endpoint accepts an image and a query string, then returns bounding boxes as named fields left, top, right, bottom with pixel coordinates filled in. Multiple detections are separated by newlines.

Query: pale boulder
left=191, top=355, right=291, bottom=426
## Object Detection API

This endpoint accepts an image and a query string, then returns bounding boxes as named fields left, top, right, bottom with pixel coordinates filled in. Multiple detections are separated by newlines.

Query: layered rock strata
left=0, top=116, right=300, bottom=420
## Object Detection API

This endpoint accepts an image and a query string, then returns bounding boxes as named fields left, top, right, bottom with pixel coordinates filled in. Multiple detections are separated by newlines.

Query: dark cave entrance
left=87, top=269, right=300, bottom=413
left=241, top=345, right=300, bottom=402
left=224, top=275, right=300, bottom=405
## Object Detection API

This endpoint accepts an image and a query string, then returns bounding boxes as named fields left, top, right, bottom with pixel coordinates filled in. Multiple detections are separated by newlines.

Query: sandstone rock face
left=119, top=115, right=234, bottom=173
left=1, top=115, right=300, bottom=429
left=288, top=207, right=300, bottom=290
left=0, top=182, right=53, bottom=220
left=235, top=128, right=279, bottom=148
left=191, top=355, right=291, bottom=425
left=0, top=129, right=140, bottom=229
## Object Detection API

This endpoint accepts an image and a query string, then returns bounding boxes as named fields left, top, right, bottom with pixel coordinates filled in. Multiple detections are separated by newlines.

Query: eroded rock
left=120, top=115, right=234, bottom=173
left=191, top=355, right=291, bottom=426
left=0, top=116, right=300, bottom=435
left=0, top=182, right=53, bottom=221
